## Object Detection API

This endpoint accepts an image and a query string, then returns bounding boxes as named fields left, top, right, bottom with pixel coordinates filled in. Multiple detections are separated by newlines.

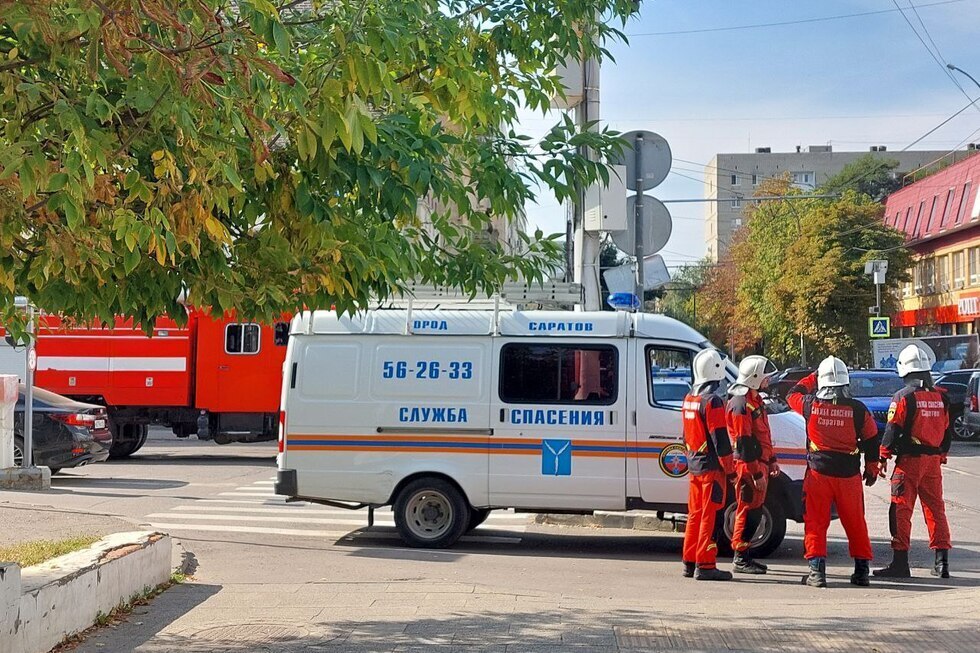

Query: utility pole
left=573, top=54, right=602, bottom=311
left=633, top=132, right=645, bottom=306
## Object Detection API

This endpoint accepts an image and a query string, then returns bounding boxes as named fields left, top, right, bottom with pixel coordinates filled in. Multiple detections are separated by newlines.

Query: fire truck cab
left=1, top=311, right=289, bottom=457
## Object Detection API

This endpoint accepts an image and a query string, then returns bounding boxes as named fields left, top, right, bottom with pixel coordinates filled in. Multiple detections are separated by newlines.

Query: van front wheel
left=393, top=478, right=471, bottom=548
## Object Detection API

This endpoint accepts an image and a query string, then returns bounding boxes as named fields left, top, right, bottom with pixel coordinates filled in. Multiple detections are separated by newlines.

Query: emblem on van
left=658, top=443, right=689, bottom=478
left=541, top=439, right=572, bottom=476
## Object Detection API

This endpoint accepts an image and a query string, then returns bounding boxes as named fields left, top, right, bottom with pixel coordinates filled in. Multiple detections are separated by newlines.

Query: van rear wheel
left=393, top=478, right=471, bottom=548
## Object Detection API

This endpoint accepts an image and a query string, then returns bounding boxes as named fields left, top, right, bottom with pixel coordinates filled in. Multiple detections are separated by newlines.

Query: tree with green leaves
left=0, top=0, right=636, bottom=335
left=820, top=154, right=901, bottom=202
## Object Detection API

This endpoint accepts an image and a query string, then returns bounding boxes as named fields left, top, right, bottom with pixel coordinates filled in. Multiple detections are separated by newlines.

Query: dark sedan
left=762, top=367, right=814, bottom=401
left=13, top=386, right=112, bottom=473
left=935, top=369, right=980, bottom=440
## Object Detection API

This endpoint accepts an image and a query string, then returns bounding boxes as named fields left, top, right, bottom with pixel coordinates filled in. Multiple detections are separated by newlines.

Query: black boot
left=695, top=566, right=733, bottom=581
left=931, top=550, right=950, bottom=579
left=801, top=557, right=827, bottom=588
left=873, top=550, right=911, bottom=578
left=682, top=561, right=696, bottom=578
left=850, top=559, right=871, bottom=587
left=733, top=552, right=767, bottom=575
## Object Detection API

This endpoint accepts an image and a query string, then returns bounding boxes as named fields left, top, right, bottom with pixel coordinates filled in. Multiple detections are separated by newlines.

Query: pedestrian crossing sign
left=869, top=317, right=890, bottom=338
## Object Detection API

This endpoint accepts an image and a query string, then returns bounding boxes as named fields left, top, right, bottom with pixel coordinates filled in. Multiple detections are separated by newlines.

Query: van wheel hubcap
left=405, top=491, right=453, bottom=539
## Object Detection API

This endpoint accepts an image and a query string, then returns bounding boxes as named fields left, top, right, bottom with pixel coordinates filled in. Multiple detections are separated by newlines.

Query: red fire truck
left=2, top=311, right=289, bottom=458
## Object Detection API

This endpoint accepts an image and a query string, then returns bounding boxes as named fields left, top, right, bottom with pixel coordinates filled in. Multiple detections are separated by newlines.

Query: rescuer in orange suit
left=786, top=357, right=880, bottom=588
left=875, top=345, right=953, bottom=579
left=681, top=349, right=735, bottom=581
left=726, top=355, right=780, bottom=574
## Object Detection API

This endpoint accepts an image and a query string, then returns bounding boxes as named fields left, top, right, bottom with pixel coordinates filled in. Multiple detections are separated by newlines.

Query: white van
left=275, top=309, right=807, bottom=555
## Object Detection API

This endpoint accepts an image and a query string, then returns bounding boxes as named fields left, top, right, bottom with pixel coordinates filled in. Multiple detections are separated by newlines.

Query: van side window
left=647, top=346, right=694, bottom=409
left=499, top=344, right=617, bottom=405
left=225, top=323, right=261, bottom=354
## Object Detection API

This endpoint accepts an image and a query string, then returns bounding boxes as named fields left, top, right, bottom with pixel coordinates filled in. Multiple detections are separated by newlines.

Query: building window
left=225, top=323, right=261, bottom=355
left=731, top=198, right=741, bottom=209
left=731, top=174, right=739, bottom=186
left=923, top=257, right=936, bottom=293
left=937, top=254, right=949, bottom=291
left=925, top=196, right=939, bottom=234
left=791, top=171, right=814, bottom=188
left=953, top=251, right=966, bottom=289
left=913, top=261, right=923, bottom=294
left=893, top=210, right=902, bottom=227
left=901, top=206, right=913, bottom=232
left=970, top=247, right=980, bottom=285
left=499, top=343, right=618, bottom=405
left=902, top=280, right=912, bottom=298
left=751, top=174, right=758, bottom=186
left=911, top=200, right=926, bottom=237
left=940, top=189, right=956, bottom=231
left=957, top=182, right=972, bottom=225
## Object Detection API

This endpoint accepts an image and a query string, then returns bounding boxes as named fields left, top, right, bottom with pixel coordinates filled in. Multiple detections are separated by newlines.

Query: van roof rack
left=392, top=282, right=582, bottom=306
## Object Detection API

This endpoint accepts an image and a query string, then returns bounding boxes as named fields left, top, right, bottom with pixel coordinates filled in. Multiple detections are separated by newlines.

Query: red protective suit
left=881, top=382, right=952, bottom=552
left=787, top=373, right=879, bottom=560
left=682, top=388, right=734, bottom=569
left=726, top=389, right=776, bottom=552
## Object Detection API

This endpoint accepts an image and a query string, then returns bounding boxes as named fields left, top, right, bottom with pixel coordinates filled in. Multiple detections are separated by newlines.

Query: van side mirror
left=274, top=322, right=289, bottom=346
left=3, top=334, right=15, bottom=347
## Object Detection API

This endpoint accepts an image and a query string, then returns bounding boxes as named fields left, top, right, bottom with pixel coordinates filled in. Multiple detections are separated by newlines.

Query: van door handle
left=218, top=365, right=230, bottom=371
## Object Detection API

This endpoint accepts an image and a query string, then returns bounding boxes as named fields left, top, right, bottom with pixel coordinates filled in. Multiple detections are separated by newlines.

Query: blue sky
left=519, top=0, right=980, bottom=271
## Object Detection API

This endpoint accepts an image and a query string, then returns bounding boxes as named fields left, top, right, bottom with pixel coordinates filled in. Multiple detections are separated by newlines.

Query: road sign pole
left=24, top=304, right=35, bottom=468
left=634, top=133, right=644, bottom=311
left=875, top=282, right=882, bottom=317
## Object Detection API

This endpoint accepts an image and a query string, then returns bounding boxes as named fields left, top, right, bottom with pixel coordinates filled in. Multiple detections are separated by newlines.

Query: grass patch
left=0, top=535, right=100, bottom=567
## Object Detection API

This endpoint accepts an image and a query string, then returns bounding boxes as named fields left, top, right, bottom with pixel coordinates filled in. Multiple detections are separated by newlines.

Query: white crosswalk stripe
left=143, top=479, right=529, bottom=544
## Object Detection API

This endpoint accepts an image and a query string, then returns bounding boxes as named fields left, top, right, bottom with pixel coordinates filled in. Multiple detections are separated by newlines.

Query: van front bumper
left=275, top=469, right=297, bottom=497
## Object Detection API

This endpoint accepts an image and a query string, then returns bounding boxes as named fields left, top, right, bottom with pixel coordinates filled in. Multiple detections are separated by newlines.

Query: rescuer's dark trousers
left=803, top=468, right=873, bottom=560
left=683, top=470, right=727, bottom=568
left=732, top=460, right=768, bottom=552
left=890, top=455, right=951, bottom=551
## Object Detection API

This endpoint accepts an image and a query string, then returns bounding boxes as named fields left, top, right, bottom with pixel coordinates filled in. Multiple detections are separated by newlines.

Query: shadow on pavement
left=73, top=600, right=980, bottom=652
left=106, top=453, right=277, bottom=465
left=51, top=476, right=189, bottom=490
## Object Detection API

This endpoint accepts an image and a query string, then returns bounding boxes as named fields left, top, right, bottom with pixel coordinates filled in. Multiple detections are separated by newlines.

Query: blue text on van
left=399, top=407, right=469, bottom=423
left=510, top=409, right=604, bottom=426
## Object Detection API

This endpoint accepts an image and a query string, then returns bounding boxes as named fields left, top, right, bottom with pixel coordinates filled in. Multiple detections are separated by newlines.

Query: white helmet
left=817, top=356, right=849, bottom=389
left=897, top=344, right=931, bottom=377
left=732, top=355, right=769, bottom=391
left=693, top=349, right=726, bottom=389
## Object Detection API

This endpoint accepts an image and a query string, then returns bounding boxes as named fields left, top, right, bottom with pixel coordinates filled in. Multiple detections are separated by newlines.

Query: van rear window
left=499, top=344, right=617, bottom=405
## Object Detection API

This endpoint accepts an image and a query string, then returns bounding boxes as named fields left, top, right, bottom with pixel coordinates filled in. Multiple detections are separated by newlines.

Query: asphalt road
left=5, top=429, right=980, bottom=652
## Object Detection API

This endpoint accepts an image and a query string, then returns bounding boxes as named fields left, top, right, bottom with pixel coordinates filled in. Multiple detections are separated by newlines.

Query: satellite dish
left=611, top=195, right=672, bottom=255
left=610, top=130, right=672, bottom=191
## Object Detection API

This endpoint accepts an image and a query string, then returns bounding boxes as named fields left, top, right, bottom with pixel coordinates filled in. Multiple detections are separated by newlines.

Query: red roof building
left=883, top=150, right=980, bottom=336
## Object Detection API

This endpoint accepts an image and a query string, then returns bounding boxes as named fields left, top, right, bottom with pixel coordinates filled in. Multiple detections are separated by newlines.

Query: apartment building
left=704, top=146, right=961, bottom=260
left=883, top=151, right=980, bottom=336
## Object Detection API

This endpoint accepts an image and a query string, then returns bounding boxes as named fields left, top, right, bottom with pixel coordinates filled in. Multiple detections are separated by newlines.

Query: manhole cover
left=192, top=623, right=308, bottom=644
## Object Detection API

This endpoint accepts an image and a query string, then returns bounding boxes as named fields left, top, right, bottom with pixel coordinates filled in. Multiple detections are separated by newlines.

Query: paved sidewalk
left=75, top=576, right=980, bottom=652
left=0, top=502, right=135, bottom=547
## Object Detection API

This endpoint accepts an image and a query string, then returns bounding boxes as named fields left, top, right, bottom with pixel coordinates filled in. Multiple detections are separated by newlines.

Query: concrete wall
left=1, top=531, right=171, bottom=653
left=704, top=148, right=972, bottom=260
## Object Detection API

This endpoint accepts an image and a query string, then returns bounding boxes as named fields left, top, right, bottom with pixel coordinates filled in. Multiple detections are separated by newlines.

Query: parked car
left=848, top=370, right=906, bottom=433
left=935, top=369, right=980, bottom=440
left=961, top=372, right=980, bottom=441
left=12, top=385, right=112, bottom=473
left=762, top=367, right=813, bottom=401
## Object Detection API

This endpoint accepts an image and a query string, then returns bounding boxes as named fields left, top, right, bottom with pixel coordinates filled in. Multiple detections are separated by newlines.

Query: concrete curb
left=535, top=511, right=682, bottom=532
left=1, top=531, right=172, bottom=653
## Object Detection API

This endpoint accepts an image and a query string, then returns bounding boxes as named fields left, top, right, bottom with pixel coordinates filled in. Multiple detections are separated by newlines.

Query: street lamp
left=947, top=64, right=980, bottom=92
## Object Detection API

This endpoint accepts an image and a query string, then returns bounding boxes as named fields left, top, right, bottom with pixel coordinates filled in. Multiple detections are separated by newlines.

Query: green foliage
left=820, top=154, right=901, bottom=202
left=0, top=0, right=637, bottom=333
left=699, top=181, right=912, bottom=366
left=658, top=259, right=710, bottom=328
